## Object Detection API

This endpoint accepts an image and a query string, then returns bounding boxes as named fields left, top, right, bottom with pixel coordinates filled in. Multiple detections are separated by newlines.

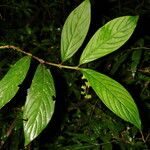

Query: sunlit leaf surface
left=61, top=0, right=91, bottom=62
left=0, top=56, right=31, bottom=109
left=23, top=64, right=55, bottom=146
left=81, top=68, right=141, bottom=129
left=80, top=16, right=138, bottom=64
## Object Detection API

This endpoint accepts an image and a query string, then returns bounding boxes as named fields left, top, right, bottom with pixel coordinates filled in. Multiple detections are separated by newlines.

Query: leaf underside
left=61, top=0, right=91, bottom=62
left=81, top=68, right=141, bottom=129
left=23, top=64, right=55, bottom=146
left=80, top=16, right=139, bottom=64
left=0, top=56, right=31, bottom=109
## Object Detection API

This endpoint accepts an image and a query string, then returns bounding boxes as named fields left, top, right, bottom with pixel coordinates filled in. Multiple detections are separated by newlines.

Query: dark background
left=0, top=0, right=150, bottom=149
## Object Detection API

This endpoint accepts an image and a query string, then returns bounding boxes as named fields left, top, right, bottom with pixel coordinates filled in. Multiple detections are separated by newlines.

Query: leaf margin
left=0, top=56, right=31, bottom=109
left=80, top=68, right=141, bottom=129
left=23, top=64, right=56, bottom=146
left=79, top=16, right=139, bottom=65
left=61, top=0, right=91, bottom=62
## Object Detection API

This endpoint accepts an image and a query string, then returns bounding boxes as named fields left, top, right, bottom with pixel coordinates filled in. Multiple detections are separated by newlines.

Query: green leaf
left=131, top=49, right=142, bottom=78
left=23, top=64, right=55, bottom=146
left=0, top=56, right=31, bottom=109
left=61, top=0, right=91, bottom=62
left=80, top=16, right=139, bottom=64
left=80, top=68, right=141, bottom=129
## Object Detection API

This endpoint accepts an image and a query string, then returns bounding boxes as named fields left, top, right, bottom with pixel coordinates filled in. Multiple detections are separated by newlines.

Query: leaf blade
left=81, top=68, right=141, bottom=129
left=23, top=64, right=55, bottom=146
left=61, top=0, right=91, bottom=62
left=0, top=56, right=31, bottom=109
left=80, top=16, right=139, bottom=64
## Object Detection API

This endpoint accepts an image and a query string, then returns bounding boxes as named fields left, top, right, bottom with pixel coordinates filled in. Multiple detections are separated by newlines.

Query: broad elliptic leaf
left=61, top=0, right=91, bottom=62
left=0, top=56, right=31, bottom=109
left=23, top=64, right=55, bottom=146
left=80, top=16, right=139, bottom=65
left=81, top=68, right=141, bottom=129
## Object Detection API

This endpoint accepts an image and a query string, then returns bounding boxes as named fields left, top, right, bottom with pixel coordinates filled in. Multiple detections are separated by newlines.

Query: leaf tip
left=129, top=15, right=139, bottom=24
left=24, top=137, right=30, bottom=147
left=135, top=118, right=142, bottom=130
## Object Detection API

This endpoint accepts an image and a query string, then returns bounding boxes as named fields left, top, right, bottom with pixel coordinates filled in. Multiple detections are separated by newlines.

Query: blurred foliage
left=0, top=0, right=150, bottom=149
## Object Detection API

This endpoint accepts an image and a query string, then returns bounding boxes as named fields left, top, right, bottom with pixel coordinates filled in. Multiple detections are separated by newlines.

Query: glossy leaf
left=80, top=16, right=139, bottom=64
left=81, top=68, right=141, bottom=129
left=0, top=56, right=31, bottom=109
left=61, top=0, right=91, bottom=62
left=23, top=64, right=55, bottom=146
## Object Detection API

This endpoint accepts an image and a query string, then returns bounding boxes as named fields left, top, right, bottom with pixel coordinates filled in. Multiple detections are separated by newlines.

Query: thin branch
left=145, top=133, right=150, bottom=142
left=131, top=47, right=150, bottom=50
left=0, top=45, right=80, bottom=70
left=0, top=119, right=17, bottom=149
left=140, top=130, right=146, bottom=143
left=0, top=45, right=32, bottom=56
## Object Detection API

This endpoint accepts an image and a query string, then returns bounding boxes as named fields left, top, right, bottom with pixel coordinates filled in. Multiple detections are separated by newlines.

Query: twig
left=131, top=47, right=150, bottom=50
left=140, top=130, right=146, bottom=143
left=0, top=45, right=80, bottom=71
left=145, top=133, right=150, bottom=142
left=0, top=119, right=17, bottom=149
